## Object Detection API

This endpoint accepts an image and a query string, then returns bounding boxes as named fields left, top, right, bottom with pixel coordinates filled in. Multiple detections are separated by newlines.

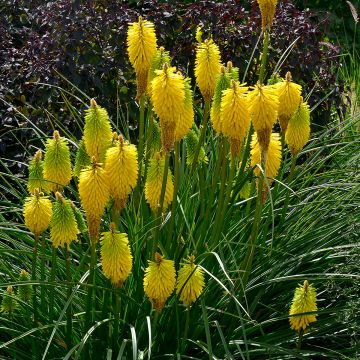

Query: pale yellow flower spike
left=195, top=39, right=221, bottom=102
left=127, top=16, right=157, bottom=98
left=289, top=280, right=318, bottom=332
left=257, top=0, right=278, bottom=30
left=143, top=252, right=176, bottom=312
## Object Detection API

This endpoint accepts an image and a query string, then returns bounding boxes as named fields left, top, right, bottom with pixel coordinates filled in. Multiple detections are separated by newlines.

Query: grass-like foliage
left=0, top=3, right=359, bottom=360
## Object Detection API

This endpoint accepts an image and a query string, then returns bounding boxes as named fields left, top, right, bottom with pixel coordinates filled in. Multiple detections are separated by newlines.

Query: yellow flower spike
left=289, top=280, right=318, bottom=332
left=43, top=130, right=72, bottom=192
left=100, top=223, right=132, bottom=288
left=195, top=39, right=222, bottom=102
left=174, top=76, right=194, bottom=142
left=257, top=0, right=278, bottom=30
left=143, top=252, right=176, bottom=312
left=220, top=80, right=251, bottom=157
left=50, top=192, right=79, bottom=248
left=127, top=16, right=157, bottom=98
left=248, top=82, right=279, bottom=151
left=275, top=72, right=302, bottom=132
left=28, top=150, right=49, bottom=194
left=145, top=153, right=174, bottom=212
left=151, top=63, right=185, bottom=152
left=105, top=135, right=139, bottom=210
left=78, top=157, right=110, bottom=241
left=250, top=132, right=282, bottom=184
left=23, top=189, right=52, bottom=237
left=176, top=256, right=205, bottom=306
left=83, top=99, right=113, bottom=162
left=285, top=99, right=311, bottom=156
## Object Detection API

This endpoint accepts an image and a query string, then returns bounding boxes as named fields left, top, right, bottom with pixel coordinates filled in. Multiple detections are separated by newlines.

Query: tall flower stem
left=181, top=306, right=191, bottom=353
left=113, top=287, right=121, bottom=353
left=65, top=244, right=72, bottom=348
left=31, top=234, right=39, bottom=323
left=280, top=155, right=297, bottom=227
left=144, top=110, right=154, bottom=179
left=85, top=240, right=97, bottom=330
left=40, top=233, right=46, bottom=312
left=190, top=101, right=210, bottom=175
left=49, top=247, right=57, bottom=322
left=152, top=152, right=170, bottom=256
left=259, top=30, right=270, bottom=84
left=138, top=94, right=146, bottom=174
left=169, top=142, right=180, bottom=243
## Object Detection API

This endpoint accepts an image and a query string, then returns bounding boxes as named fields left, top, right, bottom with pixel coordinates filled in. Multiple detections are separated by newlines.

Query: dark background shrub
left=0, top=0, right=343, bottom=176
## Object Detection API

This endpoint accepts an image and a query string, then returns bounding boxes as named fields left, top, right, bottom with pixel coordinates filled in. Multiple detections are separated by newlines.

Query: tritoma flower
left=289, top=280, right=318, bottom=332
left=100, top=223, right=132, bottom=288
left=23, top=189, right=52, bottom=237
left=43, top=131, right=72, bottom=192
left=176, top=256, right=205, bottom=306
left=78, top=158, right=110, bottom=241
left=275, top=72, right=302, bottom=132
left=145, top=153, right=174, bottom=212
left=105, top=135, right=138, bottom=210
left=18, top=270, right=33, bottom=302
left=257, top=0, right=278, bottom=30
left=50, top=192, right=79, bottom=248
left=251, top=132, right=282, bottom=185
left=83, top=99, right=113, bottom=162
left=27, top=150, right=49, bottom=194
left=151, top=63, right=185, bottom=152
left=185, top=129, right=208, bottom=167
left=285, top=99, right=311, bottom=156
left=175, top=76, right=194, bottom=142
left=195, top=39, right=221, bottom=102
left=220, top=80, right=250, bottom=157
left=248, top=83, right=279, bottom=152
left=210, top=63, right=239, bottom=134
left=127, top=16, right=157, bottom=98
left=1, top=286, right=18, bottom=314
left=143, top=252, right=176, bottom=312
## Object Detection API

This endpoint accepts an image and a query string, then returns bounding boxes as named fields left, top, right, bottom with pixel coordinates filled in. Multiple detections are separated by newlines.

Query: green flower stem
left=259, top=29, right=270, bottom=85
left=65, top=244, right=72, bottom=348
left=49, top=246, right=57, bottom=322
left=144, top=110, right=154, bottom=179
left=31, top=234, right=39, bottom=323
left=280, top=155, right=297, bottom=227
left=239, top=125, right=254, bottom=176
left=152, top=152, right=170, bottom=257
left=169, top=141, right=180, bottom=245
left=113, top=287, right=121, bottom=353
left=209, top=141, right=228, bottom=248
left=190, top=101, right=210, bottom=176
left=138, top=94, right=146, bottom=177
left=181, top=306, right=191, bottom=353
left=297, top=328, right=304, bottom=350
left=40, top=233, right=46, bottom=313
left=198, top=165, right=206, bottom=220
left=85, top=241, right=97, bottom=330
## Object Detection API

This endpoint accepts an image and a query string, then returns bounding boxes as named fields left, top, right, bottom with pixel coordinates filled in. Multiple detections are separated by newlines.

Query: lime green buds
left=1, top=286, right=18, bottom=314
left=43, top=131, right=72, bottom=192
left=73, top=139, right=91, bottom=178
left=185, top=129, right=208, bottom=167
left=28, top=150, right=48, bottom=194
left=83, top=99, right=113, bottom=161
left=18, top=270, right=33, bottom=302
left=50, top=192, right=79, bottom=248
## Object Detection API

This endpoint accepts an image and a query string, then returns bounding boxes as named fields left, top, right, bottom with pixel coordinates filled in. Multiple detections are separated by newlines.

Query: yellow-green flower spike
left=148, top=47, right=171, bottom=97
left=27, top=150, right=48, bottom=194
left=100, top=223, right=132, bottom=288
left=43, top=130, right=72, bottom=192
left=145, top=153, right=174, bottom=212
left=143, top=252, right=176, bottom=312
left=127, top=16, right=157, bottom=98
left=18, top=270, right=33, bottom=302
left=23, top=189, right=52, bottom=237
left=285, top=99, right=311, bottom=156
left=148, top=120, right=162, bottom=158
left=78, top=157, right=110, bottom=241
left=176, top=256, right=205, bottom=306
left=70, top=201, right=87, bottom=235
left=105, top=136, right=138, bottom=210
left=275, top=72, right=302, bottom=132
left=50, top=192, right=79, bottom=248
left=195, top=39, right=221, bottom=102
left=185, top=129, right=208, bottom=167
left=73, top=139, right=91, bottom=178
left=289, top=280, right=318, bottom=332
left=1, top=286, right=18, bottom=314
left=83, top=99, right=113, bottom=162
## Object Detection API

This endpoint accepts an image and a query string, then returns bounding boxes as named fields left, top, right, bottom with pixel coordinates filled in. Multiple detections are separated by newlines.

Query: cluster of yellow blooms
left=22, top=0, right=317, bottom=321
